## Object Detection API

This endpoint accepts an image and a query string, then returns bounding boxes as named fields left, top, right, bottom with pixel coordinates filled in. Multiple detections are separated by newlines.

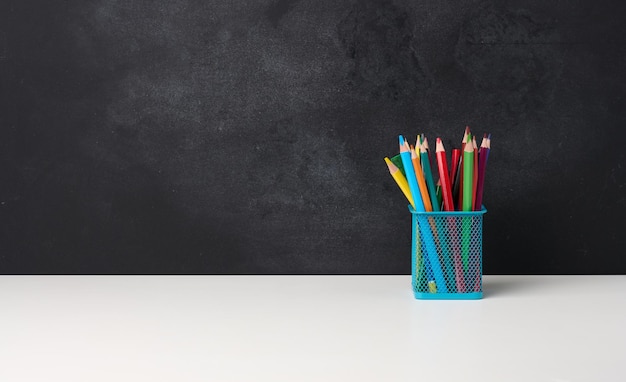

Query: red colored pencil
left=450, top=148, right=461, bottom=186
left=457, top=127, right=470, bottom=210
left=461, top=127, right=470, bottom=152
left=435, top=138, right=455, bottom=212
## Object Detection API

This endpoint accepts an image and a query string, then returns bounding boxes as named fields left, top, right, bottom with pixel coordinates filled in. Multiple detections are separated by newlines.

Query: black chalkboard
left=1, top=0, right=625, bottom=274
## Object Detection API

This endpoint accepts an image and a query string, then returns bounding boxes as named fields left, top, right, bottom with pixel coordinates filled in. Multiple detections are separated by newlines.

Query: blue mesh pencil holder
left=410, top=206, right=487, bottom=300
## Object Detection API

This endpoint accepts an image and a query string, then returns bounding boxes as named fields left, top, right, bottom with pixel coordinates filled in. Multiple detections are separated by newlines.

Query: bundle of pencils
left=384, top=127, right=491, bottom=296
left=384, top=127, right=491, bottom=213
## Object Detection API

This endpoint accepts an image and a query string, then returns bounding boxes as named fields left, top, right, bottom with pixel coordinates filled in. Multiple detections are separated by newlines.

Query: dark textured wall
left=1, top=0, right=625, bottom=274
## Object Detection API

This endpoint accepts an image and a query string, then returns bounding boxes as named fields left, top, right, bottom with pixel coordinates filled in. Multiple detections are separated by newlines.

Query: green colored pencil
left=461, top=134, right=474, bottom=271
left=462, top=134, right=474, bottom=211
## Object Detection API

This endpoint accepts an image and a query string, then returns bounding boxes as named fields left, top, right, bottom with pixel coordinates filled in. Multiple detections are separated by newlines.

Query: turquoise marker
left=400, top=135, right=448, bottom=293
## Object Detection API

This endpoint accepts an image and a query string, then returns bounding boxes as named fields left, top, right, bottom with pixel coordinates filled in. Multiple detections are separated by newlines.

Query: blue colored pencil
left=401, top=136, right=448, bottom=293
left=399, top=136, right=425, bottom=212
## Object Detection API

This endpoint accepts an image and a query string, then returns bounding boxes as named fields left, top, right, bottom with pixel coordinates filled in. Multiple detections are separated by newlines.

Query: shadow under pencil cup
left=410, top=206, right=487, bottom=300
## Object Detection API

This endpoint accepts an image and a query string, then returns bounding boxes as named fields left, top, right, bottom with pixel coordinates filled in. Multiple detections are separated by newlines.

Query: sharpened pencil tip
left=435, top=137, right=444, bottom=152
left=384, top=157, right=397, bottom=172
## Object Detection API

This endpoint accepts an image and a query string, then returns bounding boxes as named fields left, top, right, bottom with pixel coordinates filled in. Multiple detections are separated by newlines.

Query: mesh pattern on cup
left=412, top=210, right=485, bottom=296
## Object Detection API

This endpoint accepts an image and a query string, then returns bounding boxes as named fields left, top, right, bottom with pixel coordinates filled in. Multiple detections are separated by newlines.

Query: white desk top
left=0, top=275, right=624, bottom=381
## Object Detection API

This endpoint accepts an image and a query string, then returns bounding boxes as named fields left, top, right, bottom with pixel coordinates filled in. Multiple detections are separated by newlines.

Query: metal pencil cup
left=410, top=206, right=487, bottom=300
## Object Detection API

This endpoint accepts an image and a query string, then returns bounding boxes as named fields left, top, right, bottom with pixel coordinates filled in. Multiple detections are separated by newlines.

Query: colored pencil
left=472, top=135, right=479, bottom=211
left=474, top=133, right=491, bottom=210
left=462, top=135, right=474, bottom=212
left=399, top=136, right=425, bottom=212
left=410, top=145, right=433, bottom=212
left=435, top=179, right=443, bottom=208
left=462, top=127, right=470, bottom=147
left=419, top=139, right=440, bottom=211
left=418, top=216, right=448, bottom=293
left=456, top=126, right=470, bottom=210
left=451, top=148, right=462, bottom=210
left=401, top=136, right=448, bottom=293
left=384, top=157, right=415, bottom=209
left=389, top=154, right=405, bottom=178
left=461, top=135, right=474, bottom=272
left=434, top=138, right=460, bottom=291
left=469, top=133, right=490, bottom=291
left=422, top=136, right=436, bottom=181
left=435, top=138, right=455, bottom=212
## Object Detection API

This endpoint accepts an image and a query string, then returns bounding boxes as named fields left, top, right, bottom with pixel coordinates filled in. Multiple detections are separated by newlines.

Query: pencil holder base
left=413, top=291, right=483, bottom=300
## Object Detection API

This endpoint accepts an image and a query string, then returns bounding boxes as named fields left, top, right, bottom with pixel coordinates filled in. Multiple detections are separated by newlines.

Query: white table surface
left=0, top=275, right=624, bottom=382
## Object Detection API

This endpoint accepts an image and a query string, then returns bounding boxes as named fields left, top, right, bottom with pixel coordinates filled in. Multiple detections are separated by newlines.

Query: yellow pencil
left=384, top=157, right=415, bottom=209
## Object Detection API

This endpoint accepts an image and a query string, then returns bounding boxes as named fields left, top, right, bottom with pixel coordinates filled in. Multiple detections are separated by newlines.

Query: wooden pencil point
left=435, top=137, right=444, bottom=152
